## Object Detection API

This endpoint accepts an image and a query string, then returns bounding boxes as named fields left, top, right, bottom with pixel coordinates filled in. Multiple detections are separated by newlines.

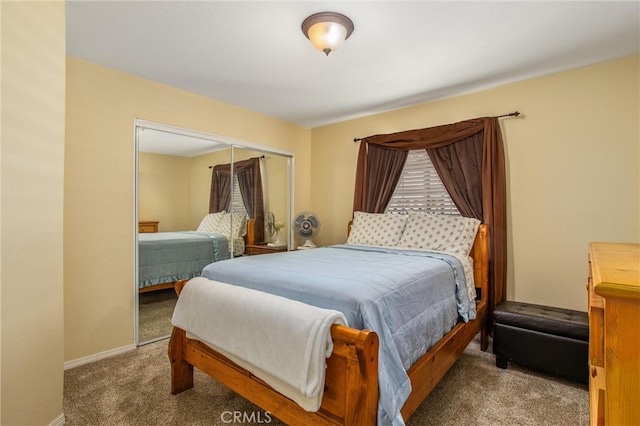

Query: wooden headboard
left=245, top=218, right=257, bottom=246
left=470, top=224, right=489, bottom=306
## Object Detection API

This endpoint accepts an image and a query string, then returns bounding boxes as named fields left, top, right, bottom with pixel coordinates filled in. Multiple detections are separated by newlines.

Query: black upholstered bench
left=493, top=301, right=588, bottom=383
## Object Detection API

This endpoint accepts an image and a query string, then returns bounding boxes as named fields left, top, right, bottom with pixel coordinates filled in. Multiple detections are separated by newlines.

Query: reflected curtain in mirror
left=209, top=157, right=264, bottom=243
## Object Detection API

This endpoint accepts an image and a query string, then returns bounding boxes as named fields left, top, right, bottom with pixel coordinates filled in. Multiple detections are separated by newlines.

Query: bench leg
left=480, top=324, right=489, bottom=351
left=495, top=355, right=508, bottom=369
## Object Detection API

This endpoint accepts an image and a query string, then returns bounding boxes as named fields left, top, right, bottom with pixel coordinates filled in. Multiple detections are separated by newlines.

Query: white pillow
left=197, top=212, right=227, bottom=233
left=398, top=212, right=480, bottom=256
left=347, top=211, right=407, bottom=247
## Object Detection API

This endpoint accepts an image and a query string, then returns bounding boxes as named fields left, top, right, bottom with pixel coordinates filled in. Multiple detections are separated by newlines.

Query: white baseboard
left=50, top=413, right=65, bottom=426
left=64, top=343, right=136, bottom=370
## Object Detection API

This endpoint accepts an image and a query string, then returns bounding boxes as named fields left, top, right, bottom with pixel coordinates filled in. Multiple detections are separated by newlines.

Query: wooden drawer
left=139, top=221, right=159, bottom=233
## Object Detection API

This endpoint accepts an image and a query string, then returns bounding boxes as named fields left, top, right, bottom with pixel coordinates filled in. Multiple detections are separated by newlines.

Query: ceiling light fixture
left=301, top=12, right=354, bottom=56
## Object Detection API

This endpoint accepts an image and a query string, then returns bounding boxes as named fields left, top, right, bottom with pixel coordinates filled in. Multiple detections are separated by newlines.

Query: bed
left=168, top=212, right=490, bottom=425
left=138, top=213, right=255, bottom=292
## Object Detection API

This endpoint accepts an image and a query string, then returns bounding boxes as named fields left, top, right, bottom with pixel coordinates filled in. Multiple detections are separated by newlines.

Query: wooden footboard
left=169, top=322, right=379, bottom=426
left=168, top=304, right=484, bottom=426
left=139, top=282, right=176, bottom=293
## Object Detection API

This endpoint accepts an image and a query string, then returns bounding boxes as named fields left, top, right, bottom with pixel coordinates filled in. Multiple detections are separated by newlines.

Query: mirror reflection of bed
left=136, top=122, right=293, bottom=345
left=137, top=216, right=258, bottom=343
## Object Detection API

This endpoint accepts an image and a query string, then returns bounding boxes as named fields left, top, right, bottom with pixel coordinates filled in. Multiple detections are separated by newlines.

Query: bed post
left=245, top=218, right=256, bottom=246
left=168, top=280, right=194, bottom=394
left=472, top=224, right=490, bottom=351
left=474, top=224, right=491, bottom=351
left=331, top=326, right=379, bottom=426
left=168, top=326, right=194, bottom=394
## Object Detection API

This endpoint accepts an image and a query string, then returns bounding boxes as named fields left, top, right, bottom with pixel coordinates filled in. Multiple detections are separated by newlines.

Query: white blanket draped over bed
left=171, top=277, right=347, bottom=411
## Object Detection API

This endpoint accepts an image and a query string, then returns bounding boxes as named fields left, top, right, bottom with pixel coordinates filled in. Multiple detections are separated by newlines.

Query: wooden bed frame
left=168, top=224, right=490, bottom=425
left=139, top=219, right=257, bottom=293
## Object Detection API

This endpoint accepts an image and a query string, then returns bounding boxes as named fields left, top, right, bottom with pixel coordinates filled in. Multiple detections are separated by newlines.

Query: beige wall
left=139, top=152, right=191, bottom=232
left=310, top=55, right=640, bottom=312
left=1, top=2, right=66, bottom=424
left=65, top=57, right=310, bottom=362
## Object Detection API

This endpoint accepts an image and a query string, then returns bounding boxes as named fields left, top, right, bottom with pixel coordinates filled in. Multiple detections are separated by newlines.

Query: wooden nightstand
left=139, top=221, right=159, bottom=233
left=245, top=244, right=288, bottom=256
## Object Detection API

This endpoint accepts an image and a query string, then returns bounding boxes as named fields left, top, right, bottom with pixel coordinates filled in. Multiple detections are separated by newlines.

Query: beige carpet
left=63, top=335, right=588, bottom=425
left=138, top=289, right=177, bottom=343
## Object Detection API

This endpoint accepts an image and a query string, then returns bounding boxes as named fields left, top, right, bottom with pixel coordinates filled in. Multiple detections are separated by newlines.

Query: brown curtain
left=209, top=157, right=265, bottom=243
left=236, top=159, right=264, bottom=243
left=355, top=144, right=408, bottom=212
left=353, top=117, right=507, bottom=314
left=209, top=167, right=231, bottom=213
left=427, top=132, right=483, bottom=219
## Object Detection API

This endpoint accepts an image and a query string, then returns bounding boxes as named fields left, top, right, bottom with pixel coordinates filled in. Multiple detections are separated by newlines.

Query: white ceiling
left=67, top=1, right=639, bottom=131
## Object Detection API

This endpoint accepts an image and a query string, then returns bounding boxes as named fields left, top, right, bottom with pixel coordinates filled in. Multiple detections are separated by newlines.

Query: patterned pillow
left=347, top=211, right=408, bottom=247
left=197, top=212, right=227, bottom=233
left=215, top=213, right=247, bottom=238
left=232, top=213, right=248, bottom=238
left=398, top=212, right=480, bottom=256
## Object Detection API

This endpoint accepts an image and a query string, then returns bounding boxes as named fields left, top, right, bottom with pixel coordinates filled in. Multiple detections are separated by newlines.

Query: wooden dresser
left=588, top=242, right=640, bottom=426
left=138, top=221, right=159, bottom=233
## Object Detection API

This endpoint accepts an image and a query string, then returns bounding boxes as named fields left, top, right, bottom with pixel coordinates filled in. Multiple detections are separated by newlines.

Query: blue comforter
left=138, top=231, right=229, bottom=289
left=201, top=245, right=474, bottom=425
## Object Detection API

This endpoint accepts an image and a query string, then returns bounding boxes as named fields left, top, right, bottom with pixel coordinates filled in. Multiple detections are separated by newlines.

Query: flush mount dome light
left=301, top=12, right=354, bottom=56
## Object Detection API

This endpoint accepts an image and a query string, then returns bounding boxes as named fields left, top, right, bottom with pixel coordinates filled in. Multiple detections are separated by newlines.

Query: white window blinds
left=385, top=149, right=460, bottom=216
left=230, top=175, right=249, bottom=217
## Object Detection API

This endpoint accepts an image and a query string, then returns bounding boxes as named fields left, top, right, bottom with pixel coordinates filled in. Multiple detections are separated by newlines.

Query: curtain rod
left=352, top=111, right=521, bottom=142
left=209, top=155, right=265, bottom=169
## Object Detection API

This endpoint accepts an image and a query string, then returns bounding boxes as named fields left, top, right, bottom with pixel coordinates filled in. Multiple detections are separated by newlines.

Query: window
left=385, top=150, right=460, bottom=215
left=230, top=175, right=249, bottom=217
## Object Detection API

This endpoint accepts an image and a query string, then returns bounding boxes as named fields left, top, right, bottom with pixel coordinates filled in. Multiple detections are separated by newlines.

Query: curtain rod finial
left=496, top=111, right=522, bottom=119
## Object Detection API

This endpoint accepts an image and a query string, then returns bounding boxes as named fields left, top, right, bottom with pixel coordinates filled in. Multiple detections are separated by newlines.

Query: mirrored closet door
left=134, top=120, right=293, bottom=345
